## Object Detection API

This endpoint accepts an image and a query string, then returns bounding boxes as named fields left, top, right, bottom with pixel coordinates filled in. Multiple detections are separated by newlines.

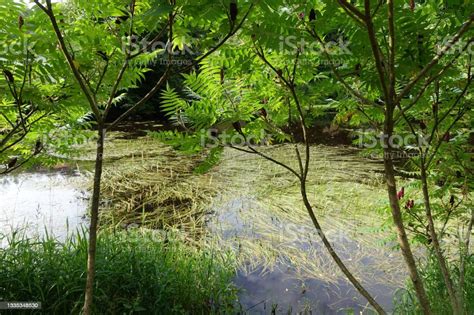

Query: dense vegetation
left=395, top=255, right=474, bottom=314
left=0, top=230, right=236, bottom=314
left=0, top=0, right=472, bottom=314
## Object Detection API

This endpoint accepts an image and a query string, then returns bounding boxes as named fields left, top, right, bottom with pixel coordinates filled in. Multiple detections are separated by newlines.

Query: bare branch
left=387, top=0, right=396, bottom=101
left=338, top=0, right=366, bottom=25
left=129, top=14, right=174, bottom=60
left=94, top=58, right=110, bottom=95
left=394, top=39, right=472, bottom=123
left=103, top=60, right=129, bottom=119
left=426, top=80, right=472, bottom=167
left=108, top=67, right=171, bottom=129
left=178, top=3, right=255, bottom=74
left=364, top=0, right=389, bottom=102
left=306, top=28, right=376, bottom=106
left=229, top=144, right=301, bottom=179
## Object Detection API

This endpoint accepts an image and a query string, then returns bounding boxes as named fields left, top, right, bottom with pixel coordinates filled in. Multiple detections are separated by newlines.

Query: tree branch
left=394, top=39, right=472, bottom=123
left=34, top=0, right=102, bottom=123
left=395, top=15, right=474, bottom=104
left=178, top=3, right=255, bottom=74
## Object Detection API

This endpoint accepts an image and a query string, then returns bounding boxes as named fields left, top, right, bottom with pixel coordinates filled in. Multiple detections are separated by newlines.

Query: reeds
left=209, top=144, right=407, bottom=289
left=0, top=229, right=237, bottom=314
left=79, top=136, right=217, bottom=242
left=80, top=136, right=410, bottom=290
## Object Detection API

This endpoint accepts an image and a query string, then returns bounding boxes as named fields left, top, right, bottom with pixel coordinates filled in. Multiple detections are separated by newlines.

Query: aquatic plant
left=99, top=143, right=217, bottom=241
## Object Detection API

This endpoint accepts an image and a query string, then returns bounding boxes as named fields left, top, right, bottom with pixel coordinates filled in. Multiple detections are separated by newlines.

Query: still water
left=0, top=158, right=402, bottom=314
left=0, top=172, right=88, bottom=244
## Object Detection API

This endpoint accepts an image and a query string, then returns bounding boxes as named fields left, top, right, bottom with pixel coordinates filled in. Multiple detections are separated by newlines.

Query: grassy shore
left=0, top=229, right=237, bottom=314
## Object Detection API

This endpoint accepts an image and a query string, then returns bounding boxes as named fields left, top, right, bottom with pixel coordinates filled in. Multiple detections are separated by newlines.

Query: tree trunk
left=459, top=208, right=473, bottom=314
left=300, top=180, right=387, bottom=314
left=383, top=119, right=432, bottom=315
left=83, top=126, right=105, bottom=315
left=420, top=166, right=460, bottom=314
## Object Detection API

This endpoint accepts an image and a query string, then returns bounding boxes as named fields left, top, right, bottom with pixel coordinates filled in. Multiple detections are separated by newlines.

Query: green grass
left=0, top=229, right=237, bottom=314
left=393, top=254, right=474, bottom=314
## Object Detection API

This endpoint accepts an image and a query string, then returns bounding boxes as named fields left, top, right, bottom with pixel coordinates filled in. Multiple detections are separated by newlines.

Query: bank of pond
left=1, top=138, right=472, bottom=314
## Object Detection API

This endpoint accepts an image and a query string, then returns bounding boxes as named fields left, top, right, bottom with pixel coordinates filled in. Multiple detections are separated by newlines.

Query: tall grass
left=393, top=254, right=474, bottom=314
left=0, top=229, right=237, bottom=314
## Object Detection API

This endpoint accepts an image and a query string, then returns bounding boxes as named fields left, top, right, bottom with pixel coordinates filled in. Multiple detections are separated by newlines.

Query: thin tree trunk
left=383, top=118, right=432, bottom=315
left=300, top=180, right=387, bottom=314
left=253, top=34, right=386, bottom=315
left=366, top=7, right=431, bottom=310
left=420, top=166, right=461, bottom=314
left=83, top=126, right=105, bottom=315
left=459, top=208, right=473, bottom=314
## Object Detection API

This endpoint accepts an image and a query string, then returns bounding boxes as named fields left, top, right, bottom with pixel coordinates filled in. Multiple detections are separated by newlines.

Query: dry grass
left=62, top=132, right=473, bottom=309
left=75, top=135, right=410, bottom=288
left=75, top=134, right=218, bottom=242
left=208, top=145, right=407, bottom=288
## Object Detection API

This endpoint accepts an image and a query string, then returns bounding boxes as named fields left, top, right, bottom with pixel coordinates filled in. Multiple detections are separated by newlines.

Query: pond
left=0, top=171, right=88, bottom=246
left=0, top=141, right=408, bottom=313
left=209, top=145, right=406, bottom=313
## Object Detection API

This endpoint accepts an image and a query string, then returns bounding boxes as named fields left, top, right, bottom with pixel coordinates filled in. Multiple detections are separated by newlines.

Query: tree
left=0, top=0, right=87, bottom=174
left=159, top=0, right=473, bottom=313
left=305, top=2, right=472, bottom=313
left=159, top=2, right=386, bottom=311
left=32, top=0, right=254, bottom=313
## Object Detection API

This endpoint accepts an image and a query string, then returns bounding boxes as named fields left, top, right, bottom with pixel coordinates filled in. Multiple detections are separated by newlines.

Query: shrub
left=393, top=254, right=474, bottom=314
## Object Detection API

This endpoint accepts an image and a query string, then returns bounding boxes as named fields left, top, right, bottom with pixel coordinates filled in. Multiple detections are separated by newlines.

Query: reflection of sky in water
left=0, top=172, right=88, bottom=244
left=210, top=195, right=403, bottom=313
left=235, top=264, right=398, bottom=314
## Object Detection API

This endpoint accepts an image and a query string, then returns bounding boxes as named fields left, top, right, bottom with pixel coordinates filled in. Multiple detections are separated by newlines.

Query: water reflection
left=236, top=263, right=397, bottom=314
left=0, top=172, right=88, bottom=244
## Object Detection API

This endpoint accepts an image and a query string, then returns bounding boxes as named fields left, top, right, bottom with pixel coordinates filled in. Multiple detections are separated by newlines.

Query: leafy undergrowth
left=394, top=254, right=474, bottom=314
left=0, top=229, right=237, bottom=314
